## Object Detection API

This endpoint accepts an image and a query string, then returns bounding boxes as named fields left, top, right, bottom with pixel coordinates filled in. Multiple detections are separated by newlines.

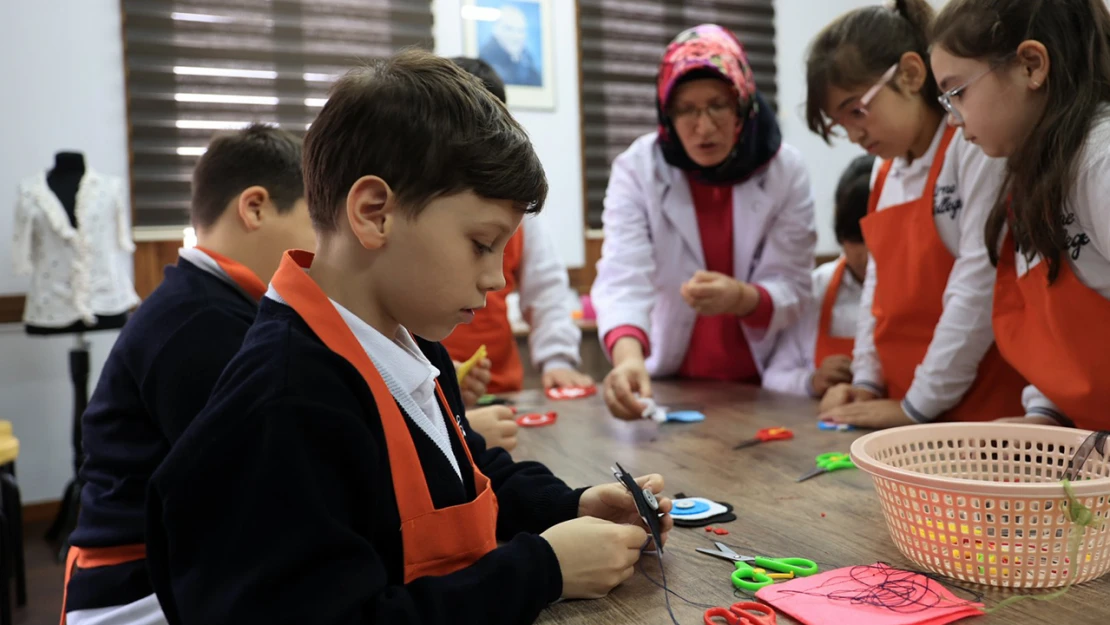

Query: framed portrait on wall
left=462, top=0, right=555, bottom=110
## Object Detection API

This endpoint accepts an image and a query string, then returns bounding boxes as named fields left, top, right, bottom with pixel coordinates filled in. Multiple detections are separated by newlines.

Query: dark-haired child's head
left=302, top=48, right=548, bottom=340
left=450, top=56, right=507, bottom=104
left=805, top=0, right=943, bottom=160
left=834, top=155, right=874, bottom=280
left=931, top=0, right=1110, bottom=159
left=931, top=0, right=1110, bottom=283
left=190, top=123, right=314, bottom=280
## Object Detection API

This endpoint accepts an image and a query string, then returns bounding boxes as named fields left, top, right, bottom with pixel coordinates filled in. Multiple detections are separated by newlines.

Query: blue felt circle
left=669, top=499, right=711, bottom=516
left=666, top=410, right=707, bottom=423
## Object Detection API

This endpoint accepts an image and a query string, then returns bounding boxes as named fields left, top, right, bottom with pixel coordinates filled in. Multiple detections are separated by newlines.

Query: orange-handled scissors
left=704, top=601, right=776, bottom=625
left=733, top=427, right=794, bottom=450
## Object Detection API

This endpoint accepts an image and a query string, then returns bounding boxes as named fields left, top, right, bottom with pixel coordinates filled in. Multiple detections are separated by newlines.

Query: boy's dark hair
left=934, top=0, right=1110, bottom=284
left=834, top=155, right=875, bottom=245
left=805, top=0, right=943, bottom=144
left=450, top=56, right=507, bottom=104
left=303, top=49, right=546, bottom=232
left=190, top=123, right=304, bottom=229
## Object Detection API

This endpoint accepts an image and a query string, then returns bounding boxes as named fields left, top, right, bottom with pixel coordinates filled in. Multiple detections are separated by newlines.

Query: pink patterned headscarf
left=657, top=24, right=757, bottom=112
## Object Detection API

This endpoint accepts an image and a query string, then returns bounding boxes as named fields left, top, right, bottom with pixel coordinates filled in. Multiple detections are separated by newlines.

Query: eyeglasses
left=670, top=102, right=736, bottom=127
left=937, top=55, right=1015, bottom=125
left=822, top=63, right=899, bottom=138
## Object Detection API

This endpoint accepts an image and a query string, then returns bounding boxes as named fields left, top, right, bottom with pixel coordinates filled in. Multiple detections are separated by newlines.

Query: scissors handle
left=816, top=452, right=855, bottom=470
left=758, top=426, right=794, bottom=442
left=731, top=562, right=775, bottom=591
left=751, top=556, right=819, bottom=577
left=734, top=427, right=794, bottom=450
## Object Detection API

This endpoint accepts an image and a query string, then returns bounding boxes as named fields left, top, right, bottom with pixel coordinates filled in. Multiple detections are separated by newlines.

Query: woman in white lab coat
left=591, top=24, right=817, bottom=420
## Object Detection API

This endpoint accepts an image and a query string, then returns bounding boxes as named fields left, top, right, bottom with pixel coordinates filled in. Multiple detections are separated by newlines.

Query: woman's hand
left=603, top=337, right=651, bottom=420
left=680, top=271, right=759, bottom=316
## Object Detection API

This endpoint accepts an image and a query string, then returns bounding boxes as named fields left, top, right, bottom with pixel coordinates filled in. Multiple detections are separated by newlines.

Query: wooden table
left=506, top=381, right=1109, bottom=624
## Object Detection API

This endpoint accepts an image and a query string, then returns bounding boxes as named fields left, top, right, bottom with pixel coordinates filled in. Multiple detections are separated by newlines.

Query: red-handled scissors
left=733, top=427, right=794, bottom=450
left=704, top=601, right=776, bottom=625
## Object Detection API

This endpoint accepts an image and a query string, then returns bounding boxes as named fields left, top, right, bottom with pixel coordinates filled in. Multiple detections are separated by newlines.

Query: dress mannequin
left=28, top=152, right=128, bottom=335
left=15, top=151, right=135, bottom=560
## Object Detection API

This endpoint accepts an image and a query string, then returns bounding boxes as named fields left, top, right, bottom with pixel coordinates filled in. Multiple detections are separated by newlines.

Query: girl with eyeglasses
left=591, top=24, right=817, bottom=420
left=930, top=0, right=1110, bottom=432
left=805, top=0, right=1025, bottom=429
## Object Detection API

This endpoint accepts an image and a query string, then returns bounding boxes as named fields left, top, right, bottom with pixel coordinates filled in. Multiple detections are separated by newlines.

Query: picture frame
left=461, top=0, right=556, bottom=111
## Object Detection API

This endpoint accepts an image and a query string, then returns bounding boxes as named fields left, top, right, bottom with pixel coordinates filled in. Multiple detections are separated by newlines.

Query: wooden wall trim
left=132, top=240, right=183, bottom=299
left=0, top=295, right=26, bottom=325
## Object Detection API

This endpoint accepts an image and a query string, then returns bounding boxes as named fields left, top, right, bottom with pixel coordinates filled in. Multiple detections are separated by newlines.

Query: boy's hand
left=578, top=473, right=673, bottom=545
left=680, top=271, right=758, bottom=317
left=542, top=367, right=594, bottom=390
left=465, top=406, right=518, bottom=452
left=541, top=517, right=647, bottom=599
left=820, top=399, right=914, bottom=429
left=811, top=355, right=853, bottom=397
left=818, top=383, right=877, bottom=414
left=454, top=358, right=492, bottom=407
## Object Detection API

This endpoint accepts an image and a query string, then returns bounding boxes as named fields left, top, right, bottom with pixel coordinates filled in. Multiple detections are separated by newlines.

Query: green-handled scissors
left=697, top=542, right=819, bottom=591
left=796, top=452, right=856, bottom=482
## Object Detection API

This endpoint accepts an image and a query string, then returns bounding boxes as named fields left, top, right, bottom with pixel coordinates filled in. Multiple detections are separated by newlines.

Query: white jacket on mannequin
left=13, top=169, right=140, bottom=328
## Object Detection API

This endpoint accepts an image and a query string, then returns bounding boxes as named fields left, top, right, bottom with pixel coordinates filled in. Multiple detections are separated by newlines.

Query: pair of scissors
left=795, top=452, right=855, bottom=482
left=704, top=601, right=776, bottom=625
left=696, top=542, right=818, bottom=591
left=732, top=426, right=794, bottom=450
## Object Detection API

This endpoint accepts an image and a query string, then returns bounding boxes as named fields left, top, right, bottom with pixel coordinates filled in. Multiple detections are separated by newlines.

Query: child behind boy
left=445, top=57, right=592, bottom=394
left=62, top=124, right=314, bottom=625
left=763, top=155, right=873, bottom=398
left=145, top=50, right=672, bottom=625
left=444, top=56, right=592, bottom=452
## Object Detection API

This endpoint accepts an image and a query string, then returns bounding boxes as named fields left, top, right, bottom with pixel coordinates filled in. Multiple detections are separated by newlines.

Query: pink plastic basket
left=850, top=423, right=1110, bottom=589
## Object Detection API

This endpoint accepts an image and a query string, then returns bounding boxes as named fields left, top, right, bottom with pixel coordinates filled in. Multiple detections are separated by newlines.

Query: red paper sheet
left=756, top=564, right=984, bottom=625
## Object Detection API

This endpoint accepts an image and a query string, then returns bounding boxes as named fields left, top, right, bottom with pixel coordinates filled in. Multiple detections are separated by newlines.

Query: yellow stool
left=0, top=423, right=26, bottom=618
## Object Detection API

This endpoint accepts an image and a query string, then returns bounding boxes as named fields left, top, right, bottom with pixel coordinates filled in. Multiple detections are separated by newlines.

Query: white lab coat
left=591, top=132, right=817, bottom=377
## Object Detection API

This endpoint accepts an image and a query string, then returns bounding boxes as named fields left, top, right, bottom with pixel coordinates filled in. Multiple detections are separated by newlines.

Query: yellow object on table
left=0, top=435, right=19, bottom=467
left=455, top=344, right=487, bottom=383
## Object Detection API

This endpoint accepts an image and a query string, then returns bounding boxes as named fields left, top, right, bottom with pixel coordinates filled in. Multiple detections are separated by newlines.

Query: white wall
left=774, top=0, right=946, bottom=255
left=0, top=0, right=130, bottom=502
left=433, top=0, right=586, bottom=269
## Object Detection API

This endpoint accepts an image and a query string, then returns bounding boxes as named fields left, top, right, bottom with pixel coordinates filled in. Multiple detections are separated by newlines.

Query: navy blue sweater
left=68, top=259, right=259, bottom=610
left=146, top=298, right=583, bottom=625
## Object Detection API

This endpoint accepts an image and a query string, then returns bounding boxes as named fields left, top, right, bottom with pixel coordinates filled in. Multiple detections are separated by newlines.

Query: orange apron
left=442, top=228, right=526, bottom=393
left=993, top=234, right=1110, bottom=431
left=195, top=246, right=268, bottom=301
left=860, top=126, right=1024, bottom=422
left=61, top=247, right=269, bottom=624
left=813, top=257, right=855, bottom=367
left=271, top=250, right=499, bottom=582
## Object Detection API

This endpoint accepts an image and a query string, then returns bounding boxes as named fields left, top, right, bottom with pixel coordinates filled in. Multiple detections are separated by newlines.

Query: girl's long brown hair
left=805, top=0, right=943, bottom=144
left=933, top=0, right=1110, bottom=283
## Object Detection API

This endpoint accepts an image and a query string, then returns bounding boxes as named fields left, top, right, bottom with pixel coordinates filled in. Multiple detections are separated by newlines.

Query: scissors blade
left=796, top=467, right=826, bottom=483
left=732, top=438, right=761, bottom=450
left=713, top=541, right=740, bottom=557
left=696, top=547, right=739, bottom=562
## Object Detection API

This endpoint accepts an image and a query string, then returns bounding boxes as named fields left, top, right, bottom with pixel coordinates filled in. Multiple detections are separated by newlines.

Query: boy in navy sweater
left=145, top=49, right=673, bottom=625
left=63, top=124, right=315, bottom=625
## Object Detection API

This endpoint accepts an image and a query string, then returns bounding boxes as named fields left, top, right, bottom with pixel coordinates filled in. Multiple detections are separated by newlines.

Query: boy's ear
left=897, top=52, right=928, bottom=93
left=236, top=186, right=270, bottom=232
left=346, top=176, right=394, bottom=250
